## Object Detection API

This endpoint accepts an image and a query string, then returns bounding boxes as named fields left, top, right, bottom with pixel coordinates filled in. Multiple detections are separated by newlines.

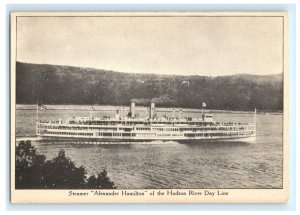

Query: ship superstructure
left=36, top=101, right=256, bottom=143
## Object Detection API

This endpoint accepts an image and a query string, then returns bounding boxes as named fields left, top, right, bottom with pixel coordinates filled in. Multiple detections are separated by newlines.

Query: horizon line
left=16, top=60, right=283, bottom=78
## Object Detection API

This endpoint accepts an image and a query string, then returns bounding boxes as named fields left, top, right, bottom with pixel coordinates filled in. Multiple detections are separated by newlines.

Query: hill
left=15, top=62, right=283, bottom=111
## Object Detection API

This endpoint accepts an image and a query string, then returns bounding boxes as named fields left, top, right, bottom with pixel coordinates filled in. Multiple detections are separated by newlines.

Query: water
left=15, top=105, right=283, bottom=189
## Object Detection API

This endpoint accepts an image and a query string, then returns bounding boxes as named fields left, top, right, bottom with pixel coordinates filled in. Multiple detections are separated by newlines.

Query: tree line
left=16, top=141, right=116, bottom=189
left=16, top=62, right=283, bottom=111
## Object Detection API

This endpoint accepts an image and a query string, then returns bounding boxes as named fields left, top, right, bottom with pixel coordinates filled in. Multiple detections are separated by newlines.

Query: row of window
left=46, top=132, right=93, bottom=136
left=43, top=130, right=254, bottom=138
left=184, top=131, right=255, bottom=138
left=40, top=125, right=254, bottom=133
left=99, top=133, right=132, bottom=137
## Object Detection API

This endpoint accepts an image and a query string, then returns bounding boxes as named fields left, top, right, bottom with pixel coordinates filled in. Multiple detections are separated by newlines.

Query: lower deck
left=37, top=121, right=256, bottom=143
left=37, top=134, right=256, bottom=143
left=37, top=129, right=256, bottom=143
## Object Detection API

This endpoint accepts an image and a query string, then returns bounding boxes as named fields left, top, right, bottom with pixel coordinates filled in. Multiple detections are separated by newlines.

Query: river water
left=15, top=105, right=283, bottom=189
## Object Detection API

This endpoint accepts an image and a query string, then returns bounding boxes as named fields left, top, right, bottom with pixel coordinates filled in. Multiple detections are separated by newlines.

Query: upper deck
left=38, top=114, right=254, bottom=128
left=36, top=101, right=256, bottom=142
left=37, top=101, right=256, bottom=129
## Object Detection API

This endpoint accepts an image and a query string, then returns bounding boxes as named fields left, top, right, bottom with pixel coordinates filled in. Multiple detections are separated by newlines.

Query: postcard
left=10, top=12, right=288, bottom=203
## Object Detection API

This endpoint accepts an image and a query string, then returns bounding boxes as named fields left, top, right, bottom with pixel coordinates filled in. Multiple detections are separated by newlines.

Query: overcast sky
left=17, top=15, right=283, bottom=76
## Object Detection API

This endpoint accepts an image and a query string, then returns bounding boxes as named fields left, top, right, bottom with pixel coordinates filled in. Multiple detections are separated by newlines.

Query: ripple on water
left=16, top=109, right=283, bottom=189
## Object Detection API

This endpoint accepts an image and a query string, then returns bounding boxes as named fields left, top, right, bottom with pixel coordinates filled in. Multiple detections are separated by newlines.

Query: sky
left=16, top=15, right=284, bottom=76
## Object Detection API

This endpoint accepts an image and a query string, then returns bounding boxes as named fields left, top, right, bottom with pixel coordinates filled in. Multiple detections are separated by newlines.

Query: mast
left=254, top=107, right=257, bottom=135
left=89, top=106, right=94, bottom=119
left=179, top=108, right=182, bottom=120
left=254, top=108, right=257, bottom=123
left=122, top=106, right=125, bottom=119
left=36, top=101, right=39, bottom=135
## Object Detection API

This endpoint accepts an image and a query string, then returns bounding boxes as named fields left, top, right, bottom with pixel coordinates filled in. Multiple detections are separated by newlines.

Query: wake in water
left=72, top=140, right=180, bottom=145
left=16, top=136, right=180, bottom=145
left=16, top=136, right=38, bottom=142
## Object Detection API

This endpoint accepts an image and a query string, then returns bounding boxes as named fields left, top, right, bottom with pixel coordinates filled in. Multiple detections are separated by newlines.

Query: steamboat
left=36, top=101, right=256, bottom=143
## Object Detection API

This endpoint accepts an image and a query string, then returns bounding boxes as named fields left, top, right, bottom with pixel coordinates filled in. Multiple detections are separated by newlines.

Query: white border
left=1, top=0, right=299, bottom=214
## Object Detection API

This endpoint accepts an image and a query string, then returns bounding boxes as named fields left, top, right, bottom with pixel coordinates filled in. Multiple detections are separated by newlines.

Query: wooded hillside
left=16, top=62, right=283, bottom=111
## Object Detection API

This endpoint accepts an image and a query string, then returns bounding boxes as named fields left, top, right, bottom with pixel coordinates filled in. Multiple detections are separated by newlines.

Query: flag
left=40, top=105, right=47, bottom=111
left=202, top=102, right=206, bottom=108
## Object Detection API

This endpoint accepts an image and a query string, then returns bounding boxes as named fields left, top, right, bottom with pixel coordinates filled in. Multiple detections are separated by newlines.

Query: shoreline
left=15, top=104, right=283, bottom=114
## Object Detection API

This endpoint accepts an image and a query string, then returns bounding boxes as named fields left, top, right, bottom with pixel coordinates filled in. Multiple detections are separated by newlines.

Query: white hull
left=36, top=134, right=256, bottom=143
left=36, top=102, right=256, bottom=144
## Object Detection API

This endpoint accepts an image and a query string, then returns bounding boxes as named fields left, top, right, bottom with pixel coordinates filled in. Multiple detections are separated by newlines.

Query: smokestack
left=149, top=102, right=155, bottom=119
left=130, top=101, right=135, bottom=118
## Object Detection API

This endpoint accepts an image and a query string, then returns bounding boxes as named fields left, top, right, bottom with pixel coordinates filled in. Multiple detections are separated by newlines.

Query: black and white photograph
left=10, top=12, right=288, bottom=203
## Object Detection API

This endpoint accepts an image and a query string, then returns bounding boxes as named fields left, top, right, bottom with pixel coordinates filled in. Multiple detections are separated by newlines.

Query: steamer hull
left=37, top=134, right=256, bottom=144
left=36, top=101, right=257, bottom=144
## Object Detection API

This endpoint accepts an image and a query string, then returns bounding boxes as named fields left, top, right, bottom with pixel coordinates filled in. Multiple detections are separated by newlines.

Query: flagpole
left=254, top=107, right=257, bottom=124
left=254, top=107, right=257, bottom=136
left=36, top=101, right=39, bottom=122
left=36, top=101, right=39, bottom=136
